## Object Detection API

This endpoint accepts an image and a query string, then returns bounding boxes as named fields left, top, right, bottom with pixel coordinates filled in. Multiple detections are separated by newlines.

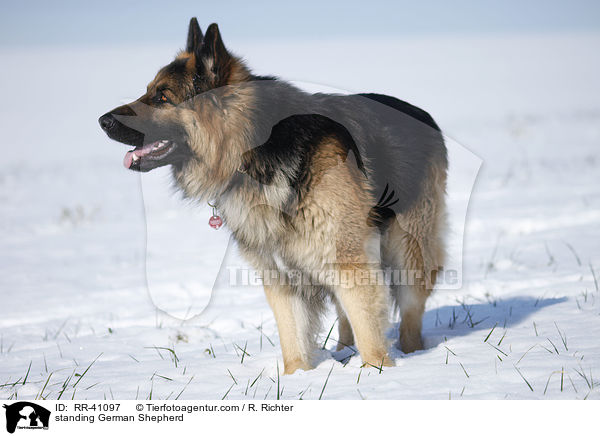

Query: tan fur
left=175, top=81, right=256, bottom=201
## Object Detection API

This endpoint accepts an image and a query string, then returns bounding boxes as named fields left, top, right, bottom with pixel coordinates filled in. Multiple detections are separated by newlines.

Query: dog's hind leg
left=334, top=299, right=355, bottom=351
left=381, top=226, right=428, bottom=353
left=263, top=282, right=322, bottom=374
left=381, top=170, right=446, bottom=353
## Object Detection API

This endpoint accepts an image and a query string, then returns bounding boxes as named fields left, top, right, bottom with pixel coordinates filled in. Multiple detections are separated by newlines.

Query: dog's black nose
left=99, top=113, right=116, bottom=131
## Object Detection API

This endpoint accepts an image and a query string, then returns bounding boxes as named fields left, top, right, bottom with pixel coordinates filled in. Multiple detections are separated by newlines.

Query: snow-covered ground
left=1, top=33, right=599, bottom=400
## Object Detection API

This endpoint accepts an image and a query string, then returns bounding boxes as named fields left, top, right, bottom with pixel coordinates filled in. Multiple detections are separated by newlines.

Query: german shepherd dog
left=99, top=18, right=447, bottom=374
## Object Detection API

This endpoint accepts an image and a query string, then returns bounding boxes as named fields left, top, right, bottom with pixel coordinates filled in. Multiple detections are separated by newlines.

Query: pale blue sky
left=1, top=0, right=599, bottom=47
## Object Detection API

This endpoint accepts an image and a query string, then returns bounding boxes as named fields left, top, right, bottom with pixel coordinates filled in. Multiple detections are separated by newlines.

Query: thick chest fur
left=224, top=190, right=338, bottom=274
left=223, top=156, right=375, bottom=281
left=277, top=201, right=339, bottom=273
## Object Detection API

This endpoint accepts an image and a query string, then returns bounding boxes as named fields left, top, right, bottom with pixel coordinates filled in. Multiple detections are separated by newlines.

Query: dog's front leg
left=334, top=264, right=394, bottom=369
left=263, top=283, right=315, bottom=374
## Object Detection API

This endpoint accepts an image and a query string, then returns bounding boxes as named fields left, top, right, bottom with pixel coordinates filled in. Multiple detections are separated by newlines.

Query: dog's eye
left=155, top=91, right=170, bottom=104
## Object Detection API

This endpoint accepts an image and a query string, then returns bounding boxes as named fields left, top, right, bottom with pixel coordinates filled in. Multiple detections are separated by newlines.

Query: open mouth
left=123, top=140, right=177, bottom=170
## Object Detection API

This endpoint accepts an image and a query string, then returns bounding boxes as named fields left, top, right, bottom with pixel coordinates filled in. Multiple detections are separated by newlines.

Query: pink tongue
left=123, top=142, right=160, bottom=169
left=123, top=151, right=134, bottom=169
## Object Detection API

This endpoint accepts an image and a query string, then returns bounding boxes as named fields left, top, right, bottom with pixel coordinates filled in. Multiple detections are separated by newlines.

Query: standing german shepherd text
left=99, top=18, right=447, bottom=374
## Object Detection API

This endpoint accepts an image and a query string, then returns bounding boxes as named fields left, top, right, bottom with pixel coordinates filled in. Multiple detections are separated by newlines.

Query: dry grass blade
left=250, top=368, right=264, bottom=389
left=554, top=323, right=568, bottom=351
left=487, top=342, right=508, bottom=357
left=322, top=319, right=337, bottom=350
left=57, top=369, right=76, bottom=400
left=590, top=263, right=599, bottom=292
left=235, top=342, right=250, bottom=364
left=36, top=372, right=53, bottom=400
left=175, top=376, right=194, bottom=400
left=319, top=364, right=335, bottom=400
left=221, top=382, right=235, bottom=400
left=514, top=365, right=534, bottom=392
left=546, top=338, right=559, bottom=354
left=516, top=345, right=537, bottom=365
left=564, top=241, right=582, bottom=266
left=73, top=353, right=102, bottom=389
left=22, top=361, right=32, bottom=385
left=276, top=362, right=281, bottom=400
left=484, top=323, right=498, bottom=342
left=227, top=369, right=237, bottom=385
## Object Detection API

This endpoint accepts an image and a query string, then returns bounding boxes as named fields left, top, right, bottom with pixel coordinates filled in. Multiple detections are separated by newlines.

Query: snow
left=1, top=33, right=599, bottom=400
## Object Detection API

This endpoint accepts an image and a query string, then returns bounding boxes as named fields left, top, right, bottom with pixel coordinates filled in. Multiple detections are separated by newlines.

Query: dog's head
left=98, top=18, right=251, bottom=174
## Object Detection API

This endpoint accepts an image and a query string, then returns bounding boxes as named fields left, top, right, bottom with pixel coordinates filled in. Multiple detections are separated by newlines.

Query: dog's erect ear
left=201, top=23, right=229, bottom=63
left=186, top=17, right=203, bottom=54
